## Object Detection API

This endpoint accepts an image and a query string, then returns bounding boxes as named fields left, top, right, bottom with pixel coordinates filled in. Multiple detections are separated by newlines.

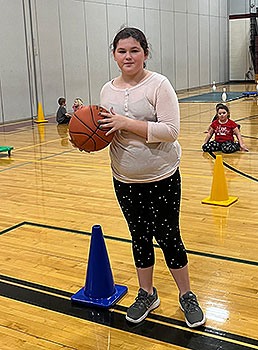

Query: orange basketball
left=69, top=105, right=114, bottom=152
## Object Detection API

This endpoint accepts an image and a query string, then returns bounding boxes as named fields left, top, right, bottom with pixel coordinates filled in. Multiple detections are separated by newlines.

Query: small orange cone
left=34, top=102, right=48, bottom=123
left=202, top=155, right=238, bottom=207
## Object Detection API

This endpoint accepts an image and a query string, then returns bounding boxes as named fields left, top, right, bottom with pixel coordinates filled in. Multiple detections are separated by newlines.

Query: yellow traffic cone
left=202, top=155, right=238, bottom=207
left=37, top=123, right=45, bottom=141
left=34, top=102, right=48, bottom=123
left=211, top=206, right=229, bottom=244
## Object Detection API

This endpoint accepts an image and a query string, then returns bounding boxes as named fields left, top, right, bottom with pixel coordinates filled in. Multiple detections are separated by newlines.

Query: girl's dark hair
left=216, top=103, right=230, bottom=118
left=111, top=27, right=149, bottom=55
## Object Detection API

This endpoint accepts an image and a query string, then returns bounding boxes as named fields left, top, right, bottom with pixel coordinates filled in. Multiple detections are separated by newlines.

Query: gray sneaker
left=179, top=291, right=206, bottom=328
left=126, top=287, right=160, bottom=323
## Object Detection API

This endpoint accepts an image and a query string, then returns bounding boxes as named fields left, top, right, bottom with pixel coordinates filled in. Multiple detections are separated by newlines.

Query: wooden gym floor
left=0, top=83, right=258, bottom=350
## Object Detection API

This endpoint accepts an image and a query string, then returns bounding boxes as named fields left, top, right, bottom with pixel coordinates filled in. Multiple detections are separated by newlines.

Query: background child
left=56, top=97, right=71, bottom=124
left=205, top=103, right=240, bottom=133
left=72, top=98, right=84, bottom=112
left=212, top=103, right=240, bottom=129
left=202, top=104, right=248, bottom=153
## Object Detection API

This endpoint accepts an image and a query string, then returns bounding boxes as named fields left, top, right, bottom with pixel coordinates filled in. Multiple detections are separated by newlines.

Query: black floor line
left=235, top=114, right=258, bottom=122
left=180, top=108, right=213, bottom=120
left=0, top=222, right=24, bottom=234
left=208, top=152, right=258, bottom=182
left=241, top=134, right=258, bottom=140
left=0, top=147, right=75, bottom=173
left=0, top=278, right=257, bottom=350
left=1, top=221, right=258, bottom=267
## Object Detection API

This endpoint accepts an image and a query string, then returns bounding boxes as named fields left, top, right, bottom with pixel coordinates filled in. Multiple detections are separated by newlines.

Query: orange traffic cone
left=202, top=155, right=238, bottom=207
left=34, top=102, right=48, bottom=123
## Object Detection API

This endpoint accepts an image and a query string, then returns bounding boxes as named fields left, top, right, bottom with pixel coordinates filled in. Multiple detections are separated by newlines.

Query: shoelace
left=182, top=295, right=200, bottom=313
left=133, top=292, right=152, bottom=308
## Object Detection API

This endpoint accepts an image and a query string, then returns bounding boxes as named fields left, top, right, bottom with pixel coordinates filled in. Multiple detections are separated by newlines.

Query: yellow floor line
left=1, top=277, right=257, bottom=349
left=114, top=308, right=258, bottom=349
left=12, top=138, right=62, bottom=151
left=2, top=157, right=110, bottom=169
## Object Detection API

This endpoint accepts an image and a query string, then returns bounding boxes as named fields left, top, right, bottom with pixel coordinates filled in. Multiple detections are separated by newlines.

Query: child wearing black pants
left=202, top=104, right=248, bottom=153
left=56, top=97, right=72, bottom=124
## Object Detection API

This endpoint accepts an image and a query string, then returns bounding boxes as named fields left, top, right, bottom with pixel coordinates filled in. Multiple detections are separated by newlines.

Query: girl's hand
left=240, top=144, right=249, bottom=152
left=98, top=107, right=127, bottom=136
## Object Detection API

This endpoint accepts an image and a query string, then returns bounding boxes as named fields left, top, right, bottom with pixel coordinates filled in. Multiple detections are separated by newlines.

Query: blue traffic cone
left=71, top=225, right=127, bottom=307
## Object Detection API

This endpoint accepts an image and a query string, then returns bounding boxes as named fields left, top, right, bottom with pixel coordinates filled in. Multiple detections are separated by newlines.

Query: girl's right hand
left=240, top=144, right=249, bottom=152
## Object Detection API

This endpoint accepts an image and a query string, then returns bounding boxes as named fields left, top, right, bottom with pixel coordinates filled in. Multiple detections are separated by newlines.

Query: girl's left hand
left=98, top=108, right=127, bottom=136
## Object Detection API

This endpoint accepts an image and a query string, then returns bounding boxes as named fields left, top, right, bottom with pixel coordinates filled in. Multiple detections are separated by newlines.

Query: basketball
left=69, top=105, right=114, bottom=152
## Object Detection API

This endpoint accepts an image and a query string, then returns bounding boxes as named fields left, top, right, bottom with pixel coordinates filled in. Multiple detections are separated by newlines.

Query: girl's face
left=74, top=99, right=79, bottom=106
left=217, top=108, right=228, bottom=123
left=113, top=37, right=148, bottom=75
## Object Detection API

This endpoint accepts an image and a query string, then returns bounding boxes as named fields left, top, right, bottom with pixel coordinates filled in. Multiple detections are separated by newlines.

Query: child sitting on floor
left=56, top=97, right=72, bottom=124
left=202, top=104, right=248, bottom=153
left=204, top=103, right=240, bottom=133
left=72, top=98, right=84, bottom=112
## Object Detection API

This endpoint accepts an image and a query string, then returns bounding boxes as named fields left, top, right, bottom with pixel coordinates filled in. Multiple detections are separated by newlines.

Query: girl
left=202, top=104, right=248, bottom=153
left=72, top=98, right=84, bottom=112
left=98, top=27, right=205, bottom=328
left=204, top=103, right=240, bottom=132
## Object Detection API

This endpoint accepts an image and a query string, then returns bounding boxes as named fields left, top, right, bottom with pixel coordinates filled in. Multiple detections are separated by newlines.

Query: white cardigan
left=100, top=72, right=181, bottom=183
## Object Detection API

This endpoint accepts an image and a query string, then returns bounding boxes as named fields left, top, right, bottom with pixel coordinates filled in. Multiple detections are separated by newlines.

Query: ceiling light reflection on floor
left=205, top=305, right=229, bottom=323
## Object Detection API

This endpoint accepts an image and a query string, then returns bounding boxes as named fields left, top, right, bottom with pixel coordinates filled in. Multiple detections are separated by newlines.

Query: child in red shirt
left=202, top=104, right=248, bottom=153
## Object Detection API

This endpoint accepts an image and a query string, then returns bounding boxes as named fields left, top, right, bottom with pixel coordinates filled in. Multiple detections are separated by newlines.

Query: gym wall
left=0, top=0, right=229, bottom=123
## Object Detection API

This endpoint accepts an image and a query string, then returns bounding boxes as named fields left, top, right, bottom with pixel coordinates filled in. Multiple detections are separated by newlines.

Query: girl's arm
left=233, top=127, right=249, bottom=151
left=203, top=127, right=214, bottom=144
left=99, top=78, right=180, bottom=142
left=99, top=108, right=148, bottom=138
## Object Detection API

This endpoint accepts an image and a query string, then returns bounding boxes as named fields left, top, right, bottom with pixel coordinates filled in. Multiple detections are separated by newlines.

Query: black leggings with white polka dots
left=202, top=140, right=240, bottom=153
left=113, top=169, right=188, bottom=269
